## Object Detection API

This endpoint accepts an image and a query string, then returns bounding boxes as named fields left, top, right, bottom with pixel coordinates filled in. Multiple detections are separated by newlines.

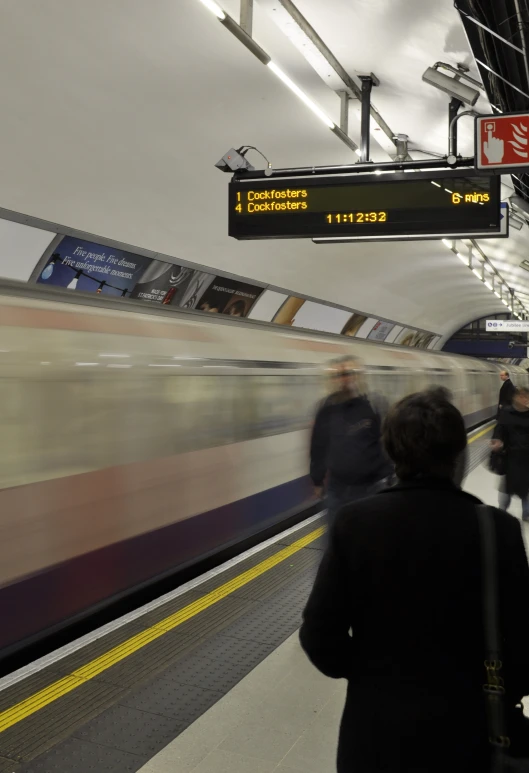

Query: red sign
left=476, top=112, right=529, bottom=170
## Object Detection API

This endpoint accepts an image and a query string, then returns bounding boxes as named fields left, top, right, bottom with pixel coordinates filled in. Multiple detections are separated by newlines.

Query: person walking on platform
left=498, top=370, right=515, bottom=417
left=301, top=389, right=529, bottom=773
left=492, top=386, right=529, bottom=521
left=309, top=356, right=393, bottom=533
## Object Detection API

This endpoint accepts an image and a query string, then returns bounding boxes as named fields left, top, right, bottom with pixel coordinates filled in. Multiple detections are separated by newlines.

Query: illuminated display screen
left=228, top=171, right=501, bottom=240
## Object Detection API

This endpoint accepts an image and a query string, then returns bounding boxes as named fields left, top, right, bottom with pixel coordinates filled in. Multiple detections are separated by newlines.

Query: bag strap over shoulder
left=476, top=504, right=511, bottom=767
left=477, top=505, right=502, bottom=661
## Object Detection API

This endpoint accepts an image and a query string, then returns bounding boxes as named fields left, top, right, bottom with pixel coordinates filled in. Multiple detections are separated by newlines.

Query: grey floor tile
left=191, top=749, right=276, bottom=773
left=189, top=633, right=271, bottom=664
left=310, top=688, right=347, bottom=730
left=0, top=755, right=20, bottom=772
left=121, top=678, right=222, bottom=724
left=18, top=738, right=146, bottom=772
left=243, top=672, right=339, bottom=737
left=273, top=767, right=306, bottom=773
left=73, top=704, right=182, bottom=757
left=0, top=679, right=125, bottom=762
left=160, top=639, right=271, bottom=693
left=219, top=722, right=298, bottom=763
left=280, top=722, right=339, bottom=773
left=134, top=719, right=221, bottom=773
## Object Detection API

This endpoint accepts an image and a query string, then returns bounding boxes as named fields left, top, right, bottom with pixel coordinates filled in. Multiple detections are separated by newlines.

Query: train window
left=163, top=375, right=238, bottom=451
left=250, top=375, right=316, bottom=438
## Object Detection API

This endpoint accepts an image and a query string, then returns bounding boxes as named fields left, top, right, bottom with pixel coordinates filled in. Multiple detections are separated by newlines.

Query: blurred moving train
left=0, top=282, right=527, bottom=658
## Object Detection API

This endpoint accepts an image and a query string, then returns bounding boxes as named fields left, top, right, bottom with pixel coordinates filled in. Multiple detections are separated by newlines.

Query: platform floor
left=1, top=423, right=522, bottom=772
left=139, top=434, right=529, bottom=773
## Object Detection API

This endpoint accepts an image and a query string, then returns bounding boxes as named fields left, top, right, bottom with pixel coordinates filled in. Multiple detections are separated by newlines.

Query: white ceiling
left=0, top=0, right=527, bottom=338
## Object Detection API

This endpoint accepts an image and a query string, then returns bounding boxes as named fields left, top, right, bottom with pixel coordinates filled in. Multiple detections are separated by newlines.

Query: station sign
left=476, top=112, right=529, bottom=171
left=486, top=319, right=529, bottom=332
left=229, top=170, right=501, bottom=241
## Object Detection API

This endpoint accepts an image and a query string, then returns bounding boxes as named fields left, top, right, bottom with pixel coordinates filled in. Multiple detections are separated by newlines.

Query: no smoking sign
left=476, top=112, right=529, bottom=170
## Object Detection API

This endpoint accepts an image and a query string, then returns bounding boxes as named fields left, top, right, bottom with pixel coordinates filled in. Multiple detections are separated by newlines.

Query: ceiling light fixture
left=197, top=0, right=361, bottom=155
left=456, top=252, right=469, bottom=265
left=267, top=61, right=334, bottom=128
left=197, top=0, right=226, bottom=19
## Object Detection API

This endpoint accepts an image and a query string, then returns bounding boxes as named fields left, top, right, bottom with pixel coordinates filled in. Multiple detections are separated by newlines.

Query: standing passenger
left=301, top=389, right=529, bottom=773
left=309, top=356, right=392, bottom=533
left=498, top=370, right=515, bottom=416
left=492, top=386, right=529, bottom=521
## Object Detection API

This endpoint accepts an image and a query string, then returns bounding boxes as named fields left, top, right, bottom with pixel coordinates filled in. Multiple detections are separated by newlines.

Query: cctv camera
left=509, top=341, right=516, bottom=349
left=215, top=148, right=255, bottom=173
left=422, top=67, right=480, bottom=106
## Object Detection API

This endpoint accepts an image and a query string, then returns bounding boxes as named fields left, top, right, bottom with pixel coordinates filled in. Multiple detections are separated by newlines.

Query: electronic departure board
left=228, top=171, right=502, bottom=241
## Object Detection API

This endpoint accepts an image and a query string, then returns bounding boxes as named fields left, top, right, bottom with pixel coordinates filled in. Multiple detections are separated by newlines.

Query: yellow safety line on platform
left=0, top=526, right=324, bottom=733
left=468, top=424, right=494, bottom=443
left=0, top=422, right=493, bottom=733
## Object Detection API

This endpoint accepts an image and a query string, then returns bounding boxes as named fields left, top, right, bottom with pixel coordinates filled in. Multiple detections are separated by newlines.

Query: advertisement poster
left=170, top=270, right=214, bottom=309
left=367, top=320, right=394, bottom=342
left=341, top=313, right=367, bottom=337
left=130, top=261, right=197, bottom=305
left=36, top=236, right=152, bottom=297
left=395, top=328, right=436, bottom=348
left=190, top=277, right=264, bottom=317
left=273, top=297, right=306, bottom=326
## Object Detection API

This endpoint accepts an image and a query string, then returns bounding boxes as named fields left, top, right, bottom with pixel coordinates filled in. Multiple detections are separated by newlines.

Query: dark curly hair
left=383, top=389, right=466, bottom=481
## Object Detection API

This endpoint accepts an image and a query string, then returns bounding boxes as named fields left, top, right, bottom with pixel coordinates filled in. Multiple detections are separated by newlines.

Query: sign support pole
left=358, top=74, right=379, bottom=163
left=448, top=97, right=464, bottom=160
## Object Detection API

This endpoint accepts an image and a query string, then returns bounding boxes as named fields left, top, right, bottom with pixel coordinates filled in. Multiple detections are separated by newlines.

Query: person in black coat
left=493, top=386, right=529, bottom=521
left=300, top=389, right=529, bottom=773
left=498, top=370, right=515, bottom=417
left=310, top=356, right=393, bottom=531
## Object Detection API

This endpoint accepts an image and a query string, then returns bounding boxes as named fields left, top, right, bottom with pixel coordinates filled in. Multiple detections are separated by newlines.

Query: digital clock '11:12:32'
left=326, top=212, right=388, bottom=224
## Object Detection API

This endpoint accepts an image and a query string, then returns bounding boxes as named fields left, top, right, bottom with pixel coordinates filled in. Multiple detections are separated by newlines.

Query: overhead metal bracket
left=259, top=0, right=398, bottom=154
left=393, top=134, right=410, bottom=162
left=240, top=0, right=253, bottom=36
left=448, top=107, right=479, bottom=163
left=338, top=90, right=349, bottom=135
left=358, top=74, right=379, bottom=162
left=447, top=97, right=464, bottom=163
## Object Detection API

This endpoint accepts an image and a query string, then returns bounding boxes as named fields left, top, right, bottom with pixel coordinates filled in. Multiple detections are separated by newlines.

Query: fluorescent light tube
left=197, top=0, right=226, bottom=19
left=267, top=61, right=334, bottom=128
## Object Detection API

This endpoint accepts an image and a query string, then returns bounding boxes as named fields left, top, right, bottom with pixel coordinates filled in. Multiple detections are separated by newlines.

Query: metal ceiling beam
left=263, top=0, right=399, bottom=153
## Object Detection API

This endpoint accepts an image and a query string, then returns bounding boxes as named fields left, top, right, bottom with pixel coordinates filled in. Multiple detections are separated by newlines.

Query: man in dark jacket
left=301, top=390, right=529, bottom=773
left=310, top=356, right=392, bottom=530
left=493, top=385, right=529, bottom=521
left=498, top=370, right=515, bottom=416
